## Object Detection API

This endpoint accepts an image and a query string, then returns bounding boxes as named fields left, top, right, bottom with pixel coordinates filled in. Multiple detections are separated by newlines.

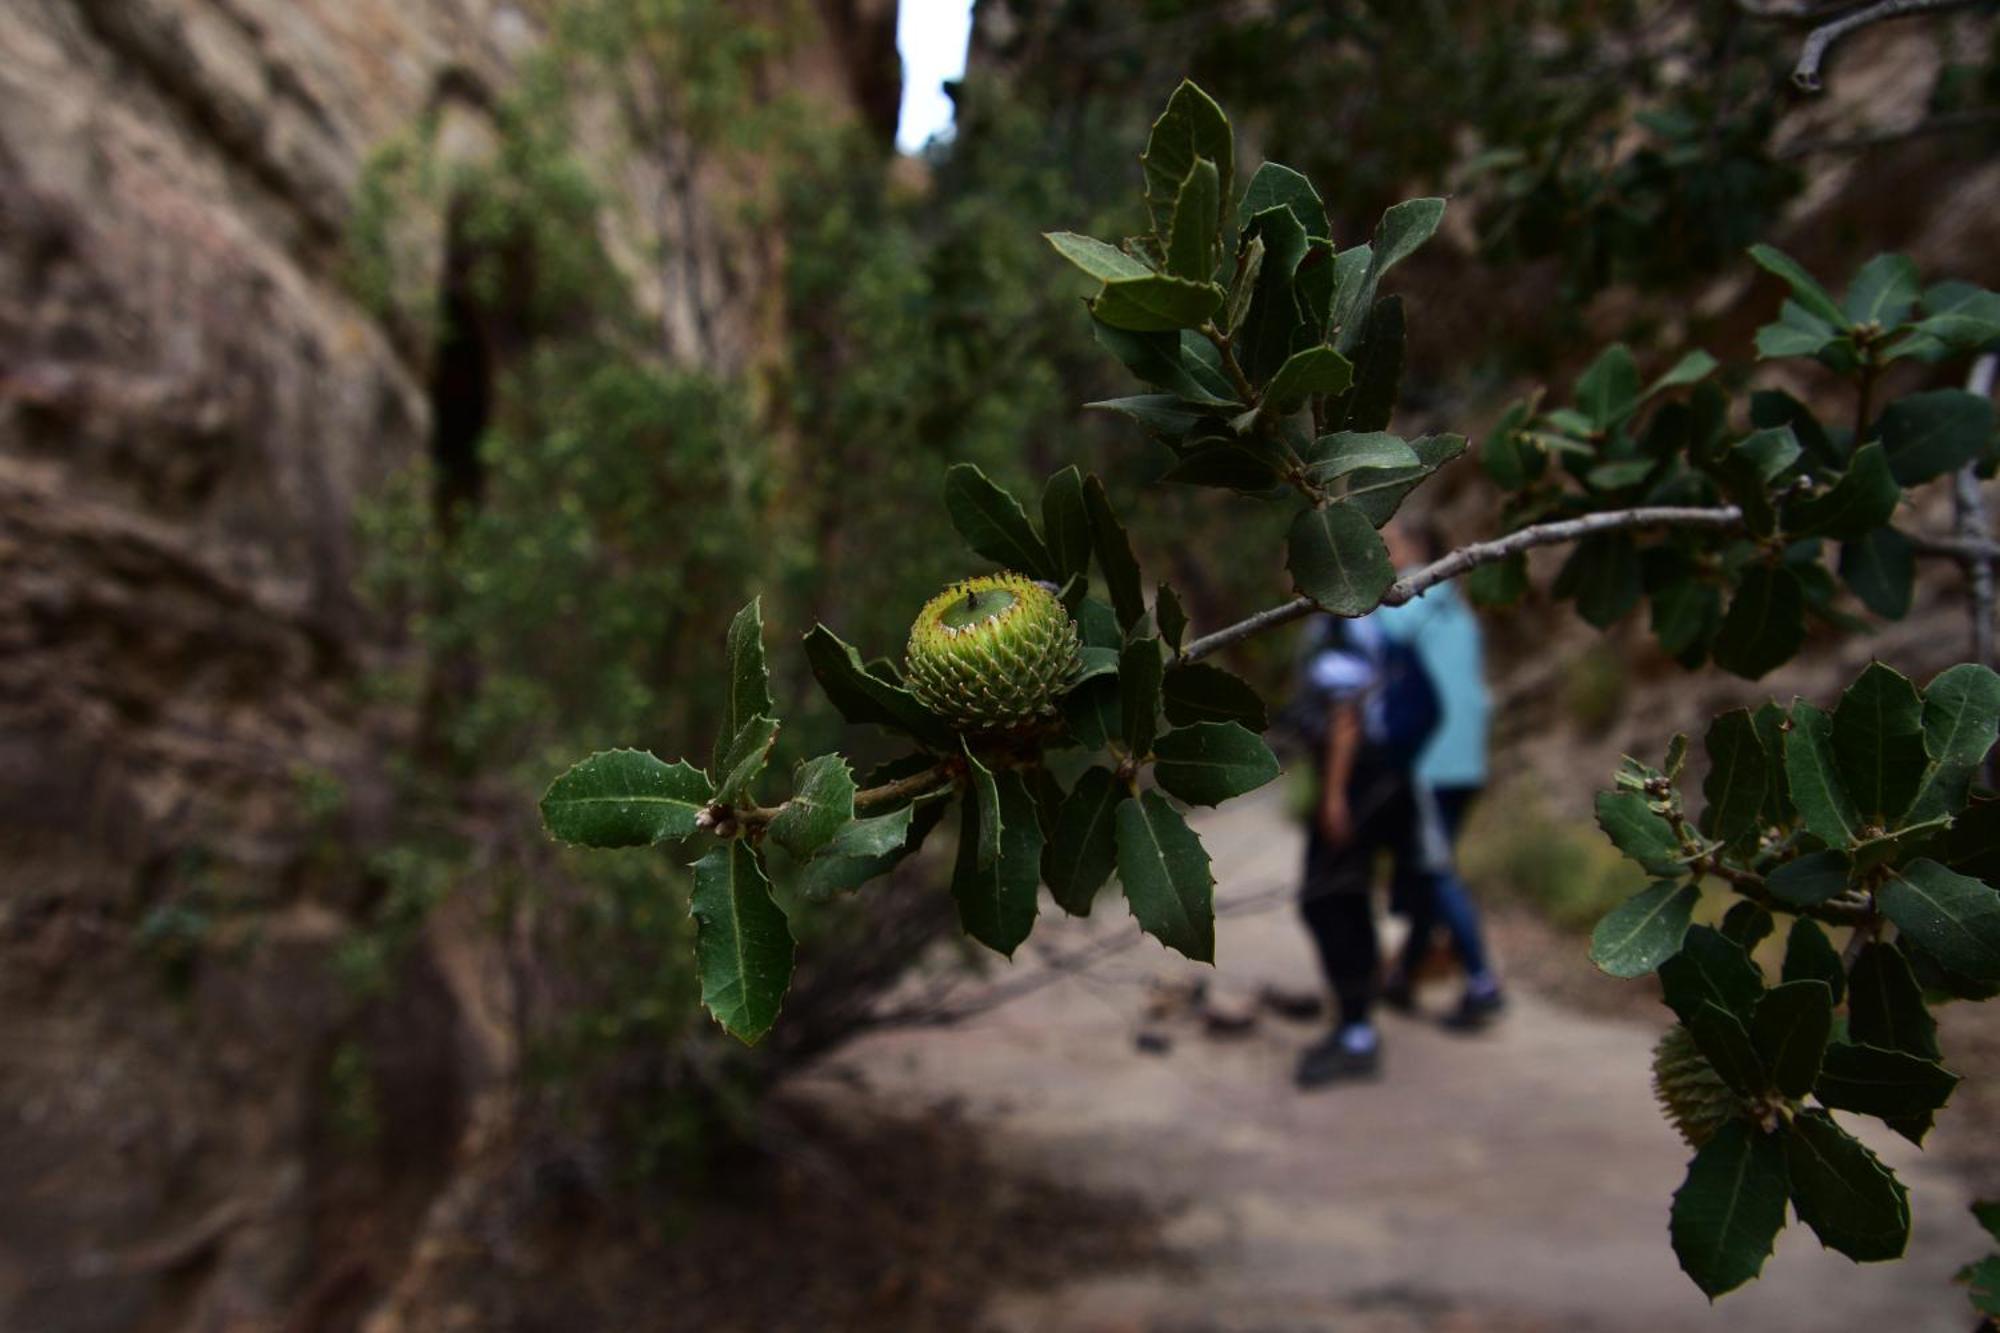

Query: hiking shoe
left=1441, top=988, right=1507, bottom=1033
left=1294, top=1033, right=1383, bottom=1090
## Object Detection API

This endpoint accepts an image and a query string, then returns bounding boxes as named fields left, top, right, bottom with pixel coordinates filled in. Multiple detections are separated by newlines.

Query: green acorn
left=1651, top=1024, right=1742, bottom=1149
left=905, top=574, right=1082, bottom=731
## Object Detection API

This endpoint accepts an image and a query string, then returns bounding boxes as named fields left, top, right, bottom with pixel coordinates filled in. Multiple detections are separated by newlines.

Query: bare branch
left=1180, top=505, right=1748, bottom=663
left=1956, top=352, right=1999, bottom=675
left=1777, top=107, right=2000, bottom=159
left=1789, top=0, right=1976, bottom=92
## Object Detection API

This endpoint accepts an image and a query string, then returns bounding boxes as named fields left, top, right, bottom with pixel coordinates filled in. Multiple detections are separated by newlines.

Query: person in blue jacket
left=1372, top=519, right=1506, bottom=1030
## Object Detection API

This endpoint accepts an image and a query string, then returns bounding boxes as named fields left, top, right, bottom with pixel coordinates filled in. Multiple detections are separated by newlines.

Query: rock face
left=0, top=2, right=894, bottom=1328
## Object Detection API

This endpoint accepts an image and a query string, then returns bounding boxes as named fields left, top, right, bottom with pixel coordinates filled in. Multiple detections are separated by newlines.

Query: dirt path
left=796, top=791, right=1991, bottom=1333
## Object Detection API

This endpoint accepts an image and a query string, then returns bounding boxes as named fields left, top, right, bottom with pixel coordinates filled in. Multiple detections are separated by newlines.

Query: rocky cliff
left=0, top=3, right=895, bottom=1328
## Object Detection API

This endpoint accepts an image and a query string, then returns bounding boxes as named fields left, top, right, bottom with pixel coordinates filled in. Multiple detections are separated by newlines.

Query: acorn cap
left=905, top=574, right=1081, bottom=732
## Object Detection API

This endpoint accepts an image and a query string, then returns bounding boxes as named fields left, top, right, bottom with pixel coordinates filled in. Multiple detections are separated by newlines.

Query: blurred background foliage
left=335, top=0, right=1996, bottom=1179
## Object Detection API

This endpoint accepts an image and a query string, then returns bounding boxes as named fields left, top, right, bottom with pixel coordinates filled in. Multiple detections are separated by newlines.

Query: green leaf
left=1689, top=1001, right=1767, bottom=1095
left=1895, top=280, right=2000, bottom=360
left=1236, top=161, right=1326, bottom=237
left=944, top=463, right=1056, bottom=580
left=1045, top=767, right=1127, bottom=917
left=1975, top=1200, right=2000, bottom=1245
left=1061, top=674, right=1120, bottom=751
left=1754, top=703, right=1796, bottom=827
left=1576, top=344, right=1641, bottom=430
left=1814, top=1042, right=1960, bottom=1130
left=1959, top=1255, right=2000, bottom=1317
left=1755, top=300, right=1840, bottom=361
left=689, top=840, right=794, bottom=1044
left=715, top=715, right=780, bottom=805
left=541, top=749, right=714, bottom=848
left=1749, top=244, right=1849, bottom=327
left=1237, top=205, right=1312, bottom=379
left=1702, top=710, right=1770, bottom=844
left=1878, top=858, right=2000, bottom=983
left=1152, top=722, right=1281, bottom=806
left=1330, top=295, right=1405, bottom=433
left=963, top=744, right=1001, bottom=872
left=951, top=768, right=1043, bottom=957
left=1302, top=431, right=1421, bottom=484
left=1782, top=919, right=1846, bottom=1006
left=1839, top=527, right=1914, bottom=620
left=1120, top=635, right=1165, bottom=757
left=1785, top=700, right=1865, bottom=845
left=1165, top=157, right=1221, bottom=281
left=1749, top=981, right=1833, bottom=1098
left=1647, top=349, right=1721, bottom=398
left=1554, top=534, right=1642, bottom=629
left=1831, top=662, right=1927, bottom=827
left=1162, top=662, right=1268, bottom=731
left=797, top=797, right=944, bottom=902
left=1222, top=233, right=1263, bottom=335
left=1090, top=319, right=1237, bottom=404
left=1652, top=578, right=1720, bottom=657
left=1467, top=552, right=1528, bottom=608
left=1720, top=901, right=1775, bottom=952
left=1843, top=253, right=1921, bottom=328
left=804, top=625, right=955, bottom=749
left=1084, top=475, right=1147, bottom=631
left=1589, top=879, right=1700, bottom=978
left=1660, top=926, right=1765, bottom=1025
left=1908, top=662, right=2000, bottom=822
left=1338, top=433, right=1467, bottom=527
left=1046, top=231, right=1153, bottom=282
left=1366, top=197, right=1446, bottom=286
left=1787, top=444, right=1900, bottom=540
left=1784, top=1110, right=1911, bottom=1262
left=1880, top=390, right=1995, bottom=485
left=1092, top=272, right=1226, bottom=333
left=1116, top=788, right=1215, bottom=962
left=1142, top=81, right=1233, bottom=239
left=716, top=599, right=775, bottom=774
left=1287, top=503, right=1394, bottom=615
left=1752, top=389, right=1841, bottom=469
left=766, top=754, right=856, bottom=859
left=1085, top=394, right=1216, bottom=443
left=1041, top=466, right=1092, bottom=585
left=1595, top=789, right=1686, bottom=876
left=1266, top=345, right=1354, bottom=411
left=1155, top=582, right=1189, bottom=654
left=1161, top=441, right=1285, bottom=493
left=1768, top=849, right=1853, bottom=907
left=1847, top=942, right=1939, bottom=1059
left=1670, top=1120, right=1790, bottom=1299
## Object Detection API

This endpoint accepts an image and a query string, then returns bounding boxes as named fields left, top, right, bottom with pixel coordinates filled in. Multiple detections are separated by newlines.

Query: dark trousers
left=1299, top=764, right=1421, bottom=1030
left=1394, top=785, right=1493, bottom=981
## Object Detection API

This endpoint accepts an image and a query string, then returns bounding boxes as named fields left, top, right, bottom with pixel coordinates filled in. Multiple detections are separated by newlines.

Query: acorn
left=905, top=574, right=1082, bottom=732
left=1651, top=1023, right=1741, bottom=1149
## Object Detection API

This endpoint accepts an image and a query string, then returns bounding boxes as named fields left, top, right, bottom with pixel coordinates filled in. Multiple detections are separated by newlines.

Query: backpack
left=1281, top=616, right=1442, bottom=768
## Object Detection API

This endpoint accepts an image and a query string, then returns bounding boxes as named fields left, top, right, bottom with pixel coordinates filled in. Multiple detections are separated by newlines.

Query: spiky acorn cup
left=905, top=574, right=1082, bottom=732
left=1651, top=1024, right=1741, bottom=1148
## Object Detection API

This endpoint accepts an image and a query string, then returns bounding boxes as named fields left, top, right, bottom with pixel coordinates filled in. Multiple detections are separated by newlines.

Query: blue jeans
left=1395, top=785, right=1493, bottom=982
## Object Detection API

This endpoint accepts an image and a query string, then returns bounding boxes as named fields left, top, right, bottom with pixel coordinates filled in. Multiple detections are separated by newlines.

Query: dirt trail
left=797, top=791, right=1992, bottom=1333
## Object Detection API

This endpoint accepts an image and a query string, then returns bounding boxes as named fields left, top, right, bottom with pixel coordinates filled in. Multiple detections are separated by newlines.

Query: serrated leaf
left=717, top=600, right=774, bottom=774
left=1839, top=527, right=1914, bottom=620
left=951, top=768, right=1042, bottom=957
left=797, top=796, right=944, bottom=902
left=1287, top=503, right=1394, bottom=615
left=1749, top=244, right=1849, bottom=327
left=1116, top=788, right=1215, bottom=962
left=1090, top=318, right=1238, bottom=404
left=944, top=463, right=1056, bottom=580
left=1660, top=926, right=1765, bottom=1025
left=1690, top=1001, right=1768, bottom=1095
left=1338, top=433, right=1467, bottom=527
left=1702, top=709, right=1770, bottom=844
left=1784, top=1109, right=1911, bottom=1263
left=766, top=753, right=856, bottom=859
left=1084, top=394, right=1215, bottom=443
left=1782, top=919, right=1846, bottom=1005
left=1331, top=199, right=1444, bottom=354
left=1266, top=345, right=1354, bottom=411
left=963, top=744, right=1001, bottom=872
left=1595, top=789, right=1685, bottom=875
left=1152, top=722, right=1281, bottom=807
left=1589, top=880, right=1699, bottom=978
left=1787, top=444, right=1900, bottom=540
left=715, top=716, right=780, bottom=805
left=1142, top=81, right=1233, bottom=239
left=1164, top=157, right=1221, bottom=281
left=689, top=841, right=794, bottom=1044
left=804, top=625, right=956, bottom=748
left=1880, top=390, right=1995, bottom=485
left=1843, top=253, right=1921, bottom=328
left=1878, top=858, right=2000, bottom=983
left=1121, top=635, right=1165, bottom=757
left=1045, top=766, right=1126, bottom=917
left=1091, top=273, right=1226, bottom=332
left=1671, top=1120, right=1790, bottom=1299
left=1162, top=662, right=1268, bottom=730
left=1750, top=980, right=1833, bottom=1099
left=1236, top=160, right=1326, bottom=237
left=1831, top=662, right=1927, bottom=828
left=1908, top=662, right=2000, bottom=822
left=1302, top=432, right=1421, bottom=484
left=1814, top=1042, right=1960, bottom=1132
left=541, top=750, right=714, bottom=848
left=1847, top=942, right=1938, bottom=1059
left=1236, top=205, right=1312, bottom=381
left=1786, top=699, right=1865, bottom=845
left=1084, top=475, right=1146, bottom=631
left=1046, top=231, right=1153, bottom=282
left=1041, top=466, right=1092, bottom=584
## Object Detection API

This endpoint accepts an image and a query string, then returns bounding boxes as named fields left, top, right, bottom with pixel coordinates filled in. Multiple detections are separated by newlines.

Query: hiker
left=1289, top=524, right=1443, bottom=1088
left=1375, top=520, right=1505, bottom=1031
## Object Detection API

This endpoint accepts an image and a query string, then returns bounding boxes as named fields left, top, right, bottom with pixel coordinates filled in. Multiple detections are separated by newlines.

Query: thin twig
left=1776, top=107, right=2000, bottom=159
left=1180, top=505, right=1747, bottom=663
left=1789, top=0, right=1976, bottom=91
